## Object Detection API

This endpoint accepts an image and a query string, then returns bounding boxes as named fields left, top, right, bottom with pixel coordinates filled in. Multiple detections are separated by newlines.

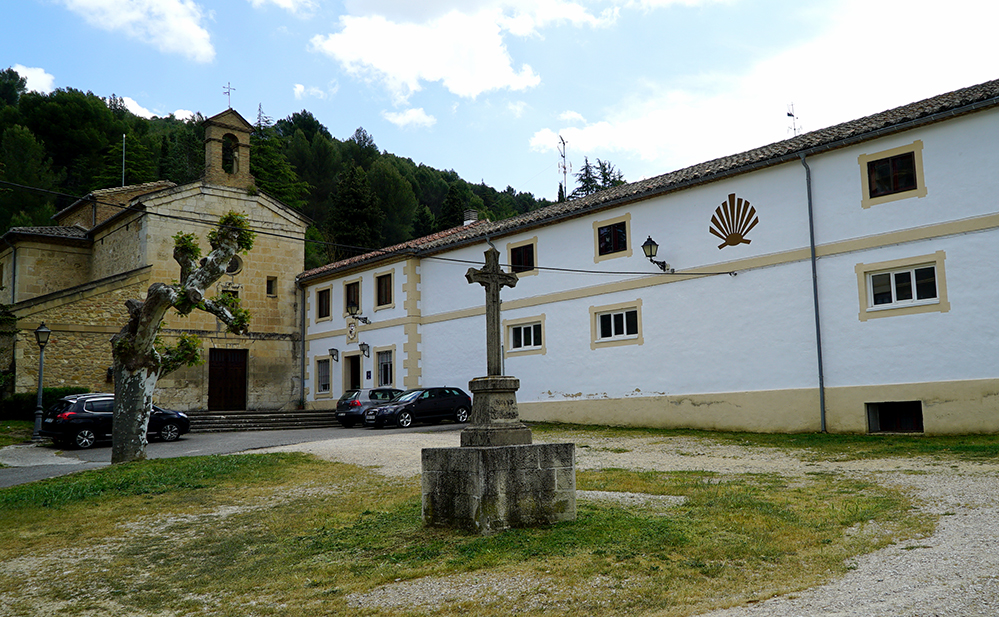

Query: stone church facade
left=0, top=109, right=309, bottom=412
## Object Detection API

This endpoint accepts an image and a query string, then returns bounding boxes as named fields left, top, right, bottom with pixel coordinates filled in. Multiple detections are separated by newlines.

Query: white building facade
left=298, top=79, right=999, bottom=434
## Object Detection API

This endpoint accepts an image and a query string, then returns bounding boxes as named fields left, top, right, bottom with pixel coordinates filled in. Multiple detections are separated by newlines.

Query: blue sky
left=2, top=0, right=995, bottom=201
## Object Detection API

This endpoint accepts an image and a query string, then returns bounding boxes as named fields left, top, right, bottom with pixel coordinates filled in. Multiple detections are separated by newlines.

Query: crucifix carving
left=466, top=246, right=518, bottom=376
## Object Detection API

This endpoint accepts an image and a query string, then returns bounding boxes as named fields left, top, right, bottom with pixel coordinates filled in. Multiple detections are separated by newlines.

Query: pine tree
left=326, top=165, right=383, bottom=261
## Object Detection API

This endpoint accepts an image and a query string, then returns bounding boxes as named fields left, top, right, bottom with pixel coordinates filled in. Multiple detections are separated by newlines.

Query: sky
left=2, top=0, right=997, bottom=201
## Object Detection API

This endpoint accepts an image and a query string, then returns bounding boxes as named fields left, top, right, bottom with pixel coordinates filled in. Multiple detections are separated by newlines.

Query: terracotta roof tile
left=298, top=77, right=999, bottom=280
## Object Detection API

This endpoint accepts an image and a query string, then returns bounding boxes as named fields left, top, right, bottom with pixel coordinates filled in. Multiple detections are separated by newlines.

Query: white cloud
left=531, top=0, right=999, bottom=179
left=508, top=101, right=528, bottom=117
left=293, top=82, right=337, bottom=100
left=173, top=109, right=196, bottom=121
left=122, top=97, right=154, bottom=118
left=558, top=110, right=586, bottom=123
left=382, top=108, right=437, bottom=129
left=60, top=0, right=215, bottom=63
left=311, top=1, right=616, bottom=103
left=13, top=65, right=55, bottom=94
left=246, top=0, right=317, bottom=15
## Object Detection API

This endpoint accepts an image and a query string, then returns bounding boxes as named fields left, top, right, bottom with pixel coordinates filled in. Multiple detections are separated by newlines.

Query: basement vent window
left=867, top=401, right=924, bottom=433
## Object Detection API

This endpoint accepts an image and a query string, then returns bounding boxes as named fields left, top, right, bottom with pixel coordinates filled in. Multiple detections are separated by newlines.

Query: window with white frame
left=377, top=350, right=393, bottom=386
left=510, top=322, right=542, bottom=350
left=597, top=308, right=639, bottom=341
left=868, top=265, right=937, bottom=308
left=855, top=251, right=949, bottom=321
left=316, top=358, right=331, bottom=394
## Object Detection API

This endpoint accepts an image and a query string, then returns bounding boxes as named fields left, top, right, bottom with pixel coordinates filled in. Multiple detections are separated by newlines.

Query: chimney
left=463, top=209, right=478, bottom=226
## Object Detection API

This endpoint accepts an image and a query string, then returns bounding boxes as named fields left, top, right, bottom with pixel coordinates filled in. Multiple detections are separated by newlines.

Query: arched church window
left=222, top=134, right=239, bottom=174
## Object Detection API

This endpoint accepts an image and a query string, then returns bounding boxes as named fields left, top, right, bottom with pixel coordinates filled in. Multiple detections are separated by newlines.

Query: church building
left=298, top=78, right=999, bottom=435
left=1, top=109, right=309, bottom=412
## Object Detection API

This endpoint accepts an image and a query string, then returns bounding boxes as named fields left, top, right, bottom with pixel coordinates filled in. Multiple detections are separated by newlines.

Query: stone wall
left=7, top=241, right=91, bottom=303
left=14, top=274, right=148, bottom=395
left=90, top=212, right=146, bottom=280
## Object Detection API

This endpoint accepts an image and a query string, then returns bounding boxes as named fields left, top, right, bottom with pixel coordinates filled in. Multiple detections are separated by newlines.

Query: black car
left=364, top=387, right=471, bottom=428
left=335, top=387, right=403, bottom=427
left=39, top=393, right=191, bottom=449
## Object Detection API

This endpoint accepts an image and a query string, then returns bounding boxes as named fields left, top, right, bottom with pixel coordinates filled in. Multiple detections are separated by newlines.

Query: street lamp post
left=32, top=322, right=51, bottom=442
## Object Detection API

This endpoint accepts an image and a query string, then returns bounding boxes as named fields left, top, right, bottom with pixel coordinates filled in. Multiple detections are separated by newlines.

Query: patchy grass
left=0, top=421, right=33, bottom=449
left=530, top=422, right=999, bottom=462
left=0, top=449, right=930, bottom=617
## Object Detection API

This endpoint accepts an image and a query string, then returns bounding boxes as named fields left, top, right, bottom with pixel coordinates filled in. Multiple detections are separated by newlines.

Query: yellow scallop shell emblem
left=709, top=193, right=759, bottom=249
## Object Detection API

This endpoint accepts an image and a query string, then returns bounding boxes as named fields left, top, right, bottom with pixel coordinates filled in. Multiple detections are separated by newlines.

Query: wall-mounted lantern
left=358, top=342, right=370, bottom=358
left=641, top=236, right=674, bottom=273
left=346, top=302, right=371, bottom=324
left=328, top=348, right=339, bottom=362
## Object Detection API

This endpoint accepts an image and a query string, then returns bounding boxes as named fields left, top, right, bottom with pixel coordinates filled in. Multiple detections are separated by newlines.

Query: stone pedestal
left=422, top=442, right=576, bottom=533
left=460, top=376, right=532, bottom=447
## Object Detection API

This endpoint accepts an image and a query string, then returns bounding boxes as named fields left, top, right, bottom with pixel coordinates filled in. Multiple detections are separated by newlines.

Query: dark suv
left=335, top=387, right=403, bottom=427
left=39, top=393, right=190, bottom=449
left=364, top=387, right=471, bottom=428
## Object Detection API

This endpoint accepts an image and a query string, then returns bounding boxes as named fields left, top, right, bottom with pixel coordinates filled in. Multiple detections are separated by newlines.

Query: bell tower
left=202, top=109, right=254, bottom=190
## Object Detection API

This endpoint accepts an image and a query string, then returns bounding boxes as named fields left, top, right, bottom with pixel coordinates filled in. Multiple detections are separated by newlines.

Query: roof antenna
left=787, top=103, right=801, bottom=136
left=557, top=135, right=571, bottom=199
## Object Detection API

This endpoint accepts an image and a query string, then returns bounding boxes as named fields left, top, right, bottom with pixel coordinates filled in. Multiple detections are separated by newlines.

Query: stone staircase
left=187, top=409, right=337, bottom=432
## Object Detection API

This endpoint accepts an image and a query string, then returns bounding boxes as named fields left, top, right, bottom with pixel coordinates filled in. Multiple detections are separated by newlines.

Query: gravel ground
left=256, top=430, right=999, bottom=616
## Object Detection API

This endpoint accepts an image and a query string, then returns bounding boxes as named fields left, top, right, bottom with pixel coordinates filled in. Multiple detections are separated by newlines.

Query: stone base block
left=422, top=442, right=576, bottom=534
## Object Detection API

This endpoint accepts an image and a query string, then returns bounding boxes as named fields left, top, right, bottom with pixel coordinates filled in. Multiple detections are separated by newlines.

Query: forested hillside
left=0, top=68, right=552, bottom=270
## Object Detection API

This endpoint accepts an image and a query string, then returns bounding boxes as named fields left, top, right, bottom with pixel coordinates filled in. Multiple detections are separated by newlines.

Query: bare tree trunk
left=111, top=362, right=156, bottom=463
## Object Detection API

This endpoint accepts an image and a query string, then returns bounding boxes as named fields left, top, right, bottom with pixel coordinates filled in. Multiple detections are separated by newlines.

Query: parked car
left=335, top=387, right=403, bottom=427
left=364, top=387, right=471, bottom=428
left=39, top=393, right=191, bottom=449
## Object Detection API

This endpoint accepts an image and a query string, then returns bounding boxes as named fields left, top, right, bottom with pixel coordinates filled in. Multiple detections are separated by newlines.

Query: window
left=316, top=288, right=331, bottom=320
left=511, top=323, right=542, bottom=350
left=344, top=280, right=360, bottom=314
left=855, top=251, right=949, bottom=321
left=221, top=289, right=238, bottom=300
left=377, top=350, right=393, bottom=386
left=858, top=140, right=927, bottom=208
left=376, top=273, right=392, bottom=307
left=867, top=401, right=923, bottom=433
left=868, top=266, right=937, bottom=307
left=593, top=214, right=632, bottom=263
left=590, top=300, right=643, bottom=349
left=266, top=276, right=277, bottom=296
left=504, top=314, right=546, bottom=356
left=510, top=244, right=535, bottom=273
left=316, top=358, right=331, bottom=395
left=598, top=222, right=627, bottom=255
left=598, top=309, right=638, bottom=340
left=226, top=255, right=242, bottom=275
left=868, top=152, right=916, bottom=198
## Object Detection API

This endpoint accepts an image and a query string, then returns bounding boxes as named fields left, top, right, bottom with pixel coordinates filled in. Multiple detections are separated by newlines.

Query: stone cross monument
left=460, top=246, right=532, bottom=447
left=421, top=245, right=576, bottom=533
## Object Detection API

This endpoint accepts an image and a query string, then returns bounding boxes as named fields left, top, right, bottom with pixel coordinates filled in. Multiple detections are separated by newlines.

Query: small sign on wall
left=366, top=371, right=371, bottom=380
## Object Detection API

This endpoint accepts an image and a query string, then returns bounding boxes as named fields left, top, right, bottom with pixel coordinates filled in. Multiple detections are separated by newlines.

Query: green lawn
left=0, top=428, right=940, bottom=617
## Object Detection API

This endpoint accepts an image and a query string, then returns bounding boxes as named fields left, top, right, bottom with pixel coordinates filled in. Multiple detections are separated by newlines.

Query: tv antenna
left=787, top=103, right=801, bottom=136
left=223, top=82, right=236, bottom=109
left=557, top=135, right=571, bottom=196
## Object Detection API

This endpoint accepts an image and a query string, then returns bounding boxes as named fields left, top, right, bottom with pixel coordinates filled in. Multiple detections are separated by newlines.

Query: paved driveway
left=0, top=423, right=463, bottom=488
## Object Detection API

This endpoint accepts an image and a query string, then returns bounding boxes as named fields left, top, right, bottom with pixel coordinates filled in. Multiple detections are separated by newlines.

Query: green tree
left=570, top=156, right=601, bottom=199
left=412, top=204, right=436, bottom=238
left=0, top=125, right=63, bottom=230
left=0, top=68, right=27, bottom=107
left=345, top=127, right=380, bottom=170
left=597, top=158, right=625, bottom=188
left=92, top=133, right=158, bottom=189
left=276, top=110, right=331, bottom=143
left=368, top=158, right=417, bottom=245
left=436, top=181, right=482, bottom=231
left=250, top=109, right=309, bottom=210
left=326, top=165, right=383, bottom=261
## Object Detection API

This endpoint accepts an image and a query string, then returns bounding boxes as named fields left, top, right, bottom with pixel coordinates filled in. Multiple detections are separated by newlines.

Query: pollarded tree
left=110, top=211, right=255, bottom=464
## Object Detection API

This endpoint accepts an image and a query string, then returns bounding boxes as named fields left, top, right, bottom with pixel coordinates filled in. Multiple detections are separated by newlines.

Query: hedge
left=0, top=387, right=92, bottom=422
